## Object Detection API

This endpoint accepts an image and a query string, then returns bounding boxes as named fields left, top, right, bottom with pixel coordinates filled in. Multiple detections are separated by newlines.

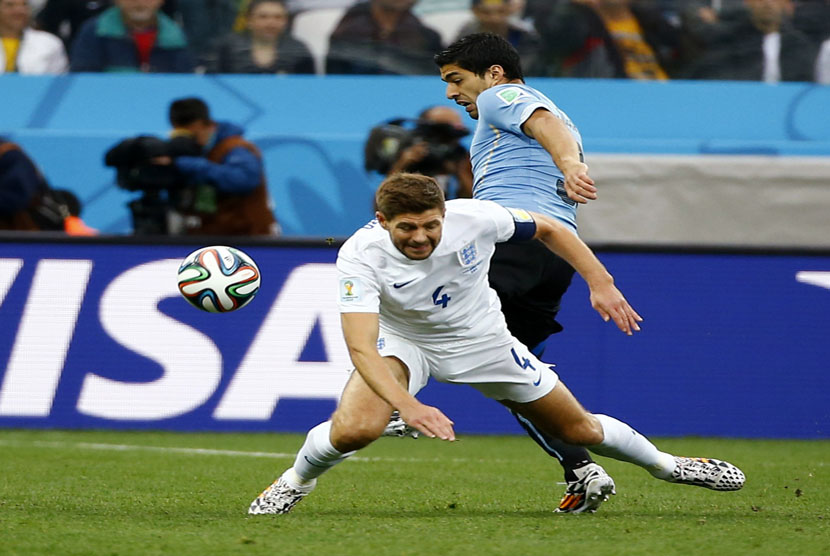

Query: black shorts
left=488, top=240, right=576, bottom=348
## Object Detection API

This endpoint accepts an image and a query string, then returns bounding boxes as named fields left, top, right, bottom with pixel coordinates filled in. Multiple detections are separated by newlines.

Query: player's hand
left=562, top=162, right=597, bottom=204
left=399, top=402, right=456, bottom=441
left=589, top=283, right=643, bottom=335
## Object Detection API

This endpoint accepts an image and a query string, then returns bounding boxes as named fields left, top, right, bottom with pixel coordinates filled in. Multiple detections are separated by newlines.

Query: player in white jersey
left=433, top=32, right=611, bottom=512
left=248, top=174, right=745, bottom=516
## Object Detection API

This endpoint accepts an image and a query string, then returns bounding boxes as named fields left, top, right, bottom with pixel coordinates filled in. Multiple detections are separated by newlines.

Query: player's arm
left=528, top=211, right=642, bottom=335
left=521, top=108, right=597, bottom=204
left=340, top=312, right=455, bottom=440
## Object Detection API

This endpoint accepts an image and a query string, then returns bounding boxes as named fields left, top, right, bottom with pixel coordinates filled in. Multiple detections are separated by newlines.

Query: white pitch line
left=0, top=438, right=503, bottom=464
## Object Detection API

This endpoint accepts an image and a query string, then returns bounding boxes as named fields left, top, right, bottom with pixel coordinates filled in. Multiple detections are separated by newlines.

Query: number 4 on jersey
left=432, top=286, right=451, bottom=308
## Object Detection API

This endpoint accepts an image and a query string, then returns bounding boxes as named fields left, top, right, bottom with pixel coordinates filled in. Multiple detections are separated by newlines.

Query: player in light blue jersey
left=433, top=33, right=612, bottom=513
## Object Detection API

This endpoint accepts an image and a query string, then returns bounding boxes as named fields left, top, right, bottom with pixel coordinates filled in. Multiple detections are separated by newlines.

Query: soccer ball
left=177, top=245, right=261, bottom=313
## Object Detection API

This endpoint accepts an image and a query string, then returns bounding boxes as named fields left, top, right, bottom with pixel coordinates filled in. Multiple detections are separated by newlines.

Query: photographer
left=0, top=137, right=74, bottom=232
left=365, top=105, right=473, bottom=199
left=106, top=97, right=278, bottom=236
left=163, top=97, right=277, bottom=236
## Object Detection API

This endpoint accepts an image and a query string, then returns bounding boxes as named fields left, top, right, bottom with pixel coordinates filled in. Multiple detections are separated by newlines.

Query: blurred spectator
left=70, top=0, right=194, bottom=73
left=791, top=0, right=830, bottom=46
left=0, top=137, right=71, bottom=231
left=792, top=0, right=830, bottom=82
left=205, top=0, right=314, bottom=73
left=249, top=0, right=355, bottom=17
left=455, top=0, right=543, bottom=75
left=684, top=0, right=817, bottom=82
left=164, top=97, right=278, bottom=236
left=326, top=0, right=442, bottom=74
left=0, top=0, right=67, bottom=74
left=35, top=0, right=113, bottom=50
left=535, top=0, right=689, bottom=79
left=34, top=0, right=178, bottom=50
left=505, top=0, right=537, bottom=29
left=175, top=0, right=237, bottom=65
left=365, top=105, right=473, bottom=199
left=817, top=38, right=830, bottom=83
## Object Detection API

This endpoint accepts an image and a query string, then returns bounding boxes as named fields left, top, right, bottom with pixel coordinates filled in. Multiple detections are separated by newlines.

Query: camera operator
left=107, top=97, right=278, bottom=236
left=157, top=97, right=278, bottom=236
left=105, top=131, right=206, bottom=235
left=365, top=105, right=473, bottom=199
left=107, top=97, right=280, bottom=236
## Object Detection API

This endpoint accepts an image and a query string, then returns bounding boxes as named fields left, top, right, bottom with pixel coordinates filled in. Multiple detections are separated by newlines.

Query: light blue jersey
left=471, top=83, right=583, bottom=231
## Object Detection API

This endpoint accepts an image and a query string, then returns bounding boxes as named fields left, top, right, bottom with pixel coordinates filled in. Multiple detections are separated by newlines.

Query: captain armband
left=505, top=207, right=537, bottom=242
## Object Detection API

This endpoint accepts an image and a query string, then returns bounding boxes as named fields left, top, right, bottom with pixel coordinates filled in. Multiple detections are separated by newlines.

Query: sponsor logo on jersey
left=340, top=277, right=361, bottom=301
left=497, top=87, right=523, bottom=105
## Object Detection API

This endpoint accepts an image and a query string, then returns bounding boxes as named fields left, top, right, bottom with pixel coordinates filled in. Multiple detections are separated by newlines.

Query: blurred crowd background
left=3, top=0, right=829, bottom=83
left=2, top=0, right=830, bottom=238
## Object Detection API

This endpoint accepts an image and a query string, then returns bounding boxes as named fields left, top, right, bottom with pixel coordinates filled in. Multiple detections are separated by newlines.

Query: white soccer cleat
left=248, top=473, right=316, bottom=515
left=669, top=457, right=745, bottom=491
left=555, top=462, right=616, bottom=514
left=382, top=411, right=420, bottom=439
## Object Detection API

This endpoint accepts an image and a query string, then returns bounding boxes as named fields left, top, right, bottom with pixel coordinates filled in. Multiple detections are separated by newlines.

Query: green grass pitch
left=0, top=429, right=827, bottom=556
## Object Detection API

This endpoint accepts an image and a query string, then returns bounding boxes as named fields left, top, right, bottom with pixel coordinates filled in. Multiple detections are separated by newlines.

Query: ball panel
left=176, top=245, right=261, bottom=313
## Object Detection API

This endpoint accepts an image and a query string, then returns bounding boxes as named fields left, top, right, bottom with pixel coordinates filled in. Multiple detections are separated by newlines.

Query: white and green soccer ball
left=177, top=245, right=261, bottom=313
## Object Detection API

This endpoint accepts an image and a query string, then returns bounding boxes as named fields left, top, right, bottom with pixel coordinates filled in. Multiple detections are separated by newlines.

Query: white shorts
left=377, top=329, right=558, bottom=404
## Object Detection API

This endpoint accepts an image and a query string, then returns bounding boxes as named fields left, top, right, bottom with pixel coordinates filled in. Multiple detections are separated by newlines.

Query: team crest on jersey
left=497, top=87, right=523, bottom=105
left=340, top=277, right=361, bottom=302
left=457, top=240, right=479, bottom=267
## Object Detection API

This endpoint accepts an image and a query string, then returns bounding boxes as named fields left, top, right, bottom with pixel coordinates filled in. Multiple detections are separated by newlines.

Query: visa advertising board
left=0, top=240, right=827, bottom=439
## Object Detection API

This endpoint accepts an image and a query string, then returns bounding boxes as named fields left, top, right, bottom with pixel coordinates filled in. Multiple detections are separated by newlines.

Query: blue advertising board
left=0, top=239, right=827, bottom=439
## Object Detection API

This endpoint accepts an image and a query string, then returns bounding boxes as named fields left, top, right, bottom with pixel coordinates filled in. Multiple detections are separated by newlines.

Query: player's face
left=440, top=64, right=493, bottom=120
left=378, top=208, right=444, bottom=260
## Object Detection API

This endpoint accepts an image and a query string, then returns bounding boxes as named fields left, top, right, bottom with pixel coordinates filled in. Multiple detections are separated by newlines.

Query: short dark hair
left=247, top=0, right=286, bottom=16
left=169, top=97, right=212, bottom=127
left=434, top=33, right=524, bottom=81
left=376, top=173, right=445, bottom=221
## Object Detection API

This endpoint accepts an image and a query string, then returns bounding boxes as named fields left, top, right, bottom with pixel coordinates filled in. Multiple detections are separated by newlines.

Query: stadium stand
left=290, top=7, right=345, bottom=74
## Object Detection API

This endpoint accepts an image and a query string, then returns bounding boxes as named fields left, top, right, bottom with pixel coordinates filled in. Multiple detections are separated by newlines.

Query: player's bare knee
left=330, top=411, right=386, bottom=452
left=561, top=416, right=604, bottom=446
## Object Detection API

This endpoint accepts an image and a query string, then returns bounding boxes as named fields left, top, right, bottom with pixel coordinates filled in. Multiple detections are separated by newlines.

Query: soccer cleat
left=555, top=463, right=616, bottom=514
left=248, top=473, right=316, bottom=515
left=382, top=411, right=420, bottom=439
left=669, top=457, right=745, bottom=491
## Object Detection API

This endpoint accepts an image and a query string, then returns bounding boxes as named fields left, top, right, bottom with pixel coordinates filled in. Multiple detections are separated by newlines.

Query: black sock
left=511, top=409, right=593, bottom=483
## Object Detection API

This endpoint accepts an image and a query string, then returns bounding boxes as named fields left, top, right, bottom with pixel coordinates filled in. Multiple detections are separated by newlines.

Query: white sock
left=589, top=414, right=676, bottom=480
left=287, top=421, right=353, bottom=486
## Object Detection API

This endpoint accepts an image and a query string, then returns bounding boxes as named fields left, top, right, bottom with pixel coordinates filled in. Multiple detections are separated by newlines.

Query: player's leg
left=249, top=356, right=410, bottom=515
left=490, top=241, right=606, bottom=511
left=504, top=381, right=745, bottom=491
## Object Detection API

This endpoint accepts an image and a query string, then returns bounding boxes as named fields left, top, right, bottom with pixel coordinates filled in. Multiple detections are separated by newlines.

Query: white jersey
left=337, top=199, right=530, bottom=343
